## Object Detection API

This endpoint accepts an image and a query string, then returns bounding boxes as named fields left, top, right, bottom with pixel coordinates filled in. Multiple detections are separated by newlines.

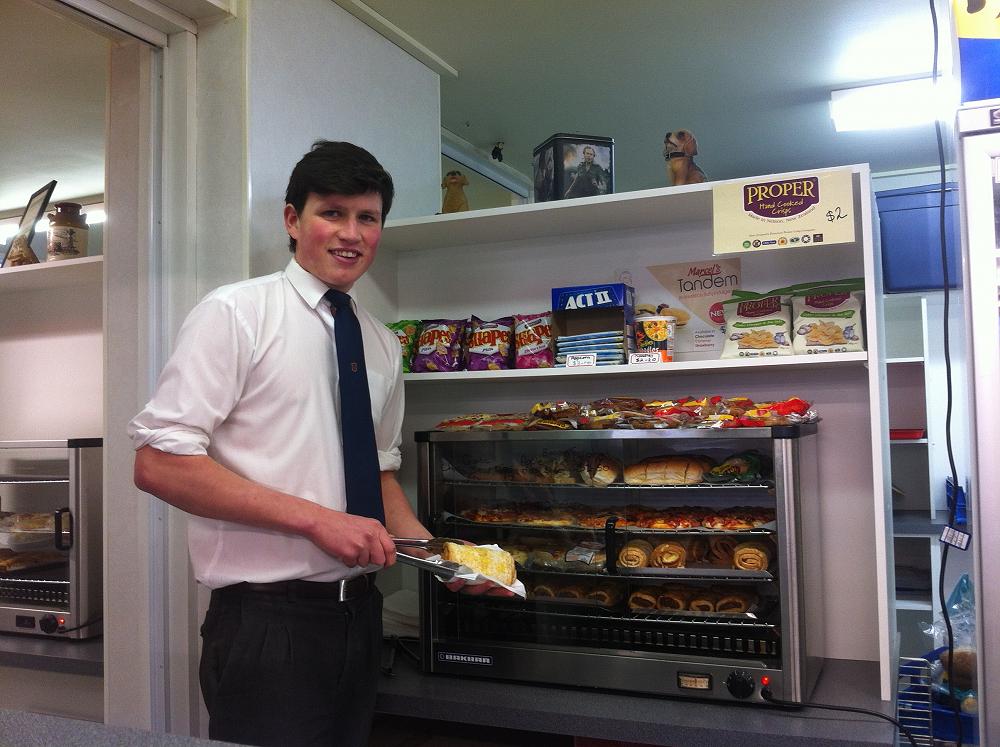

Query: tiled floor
left=369, top=715, right=574, bottom=747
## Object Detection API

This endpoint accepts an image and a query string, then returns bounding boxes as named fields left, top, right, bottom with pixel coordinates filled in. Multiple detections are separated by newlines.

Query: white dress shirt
left=128, top=258, right=404, bottom=588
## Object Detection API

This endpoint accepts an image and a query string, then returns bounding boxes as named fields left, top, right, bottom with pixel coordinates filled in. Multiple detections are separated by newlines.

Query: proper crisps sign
left=712, top=170, right=856, bottom=254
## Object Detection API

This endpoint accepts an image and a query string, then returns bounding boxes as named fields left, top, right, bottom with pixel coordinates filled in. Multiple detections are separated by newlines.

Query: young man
left=129, top=141, right=477, bottom=746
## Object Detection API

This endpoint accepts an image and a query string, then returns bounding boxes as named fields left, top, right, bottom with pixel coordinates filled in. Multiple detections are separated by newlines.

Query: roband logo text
left=438, top=652, right=493, bottom=665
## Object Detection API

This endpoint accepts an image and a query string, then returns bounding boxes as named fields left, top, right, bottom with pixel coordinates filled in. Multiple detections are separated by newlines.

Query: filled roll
left=732, top=541, right=772, bottom=571
left=627, top=588, right=659, bottom=611
left=618, top=539, right=654, bottom=568
left=532, top=582, right=556, bottom=598
left=587, top=584, right=621, bottom=606
left=623, top=455, right=711, bottom=486
left=557, top=584, right=586, bottom=600
left=442, top=542, right=517, bottom=585
left=708, top=536, right=740, bottom=565
left=716, top=590, right=757, bottom=614
left=686, top=537, right=708, bottom=563
left=650, top=540, right=687, bottom=568
left=656, top=586, right=692, bottom=611
left=688, top=590, right=719, bottom=612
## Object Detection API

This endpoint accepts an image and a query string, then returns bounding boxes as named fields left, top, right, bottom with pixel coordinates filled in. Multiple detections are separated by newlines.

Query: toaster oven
left=0, top=440, right=103, bottom=639
left=416, top=426, right=822, bottom=703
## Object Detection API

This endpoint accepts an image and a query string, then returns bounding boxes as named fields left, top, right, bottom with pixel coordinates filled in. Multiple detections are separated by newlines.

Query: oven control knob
left=725, top=670, right=755, bottom=699
left=39, top=614, right=59, bottom=634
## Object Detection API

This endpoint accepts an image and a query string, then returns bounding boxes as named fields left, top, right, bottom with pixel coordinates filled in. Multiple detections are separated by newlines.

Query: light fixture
left=830, top=76, right=959, bottom=132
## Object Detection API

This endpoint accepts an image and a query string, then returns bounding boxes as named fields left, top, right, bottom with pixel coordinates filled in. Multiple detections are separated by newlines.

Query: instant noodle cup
left=633, top=315, right=676, bottom=362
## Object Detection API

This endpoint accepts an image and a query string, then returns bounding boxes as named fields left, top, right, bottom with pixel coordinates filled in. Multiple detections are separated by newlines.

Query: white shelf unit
left=0, top=256, right=103, bottom=293
left=383, top=164, right=895, bottom=698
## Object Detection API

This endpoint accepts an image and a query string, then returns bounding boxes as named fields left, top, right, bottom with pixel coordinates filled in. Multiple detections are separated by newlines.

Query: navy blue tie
left=325, top=289, right=385, bottom=525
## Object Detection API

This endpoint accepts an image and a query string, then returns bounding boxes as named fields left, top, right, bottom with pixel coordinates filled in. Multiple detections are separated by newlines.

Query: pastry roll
left=628, top=587, right=659, bottom=611
left=557, top=584, right=586, bottom=600
left=688, top=590, right=719, bottom=612
left=650, top=540, right=687, bottom=568
left=732, top=541, right=772, bottom=571
left=587, top=584, right=621, bottom=606
left=708, top=536, right=740, bottom=566
left=532, top=582, right=556, bottom=598
left=656, top=586, right=692, bottom=611
left=441, top=542, right=517, bottom=585
left=618, top=539, right=653, bottom=568
left=716, top=590, right=757, bottom=614
left=502, top=545, right=530, bottom=567
left=686, top=537, right=708, bottom=563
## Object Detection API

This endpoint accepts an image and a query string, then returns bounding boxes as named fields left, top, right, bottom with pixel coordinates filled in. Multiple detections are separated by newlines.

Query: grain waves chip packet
left=386, top=320, right=419, bottom=373
left=466, top=316, right=515, bottom=370
left=411, top=319, right=466, bottom=372
left=514, top=312, right=555, bottom=368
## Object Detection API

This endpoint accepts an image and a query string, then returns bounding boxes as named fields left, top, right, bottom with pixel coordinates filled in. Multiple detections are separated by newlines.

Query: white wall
left=244, top=0, right=440, bottom=322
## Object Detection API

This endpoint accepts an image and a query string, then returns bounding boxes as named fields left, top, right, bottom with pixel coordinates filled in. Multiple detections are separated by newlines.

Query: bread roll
left=624, top=456, right=709, bottom=486
left=716, top=590, right=757, bottom=614
left=441, top=542, right=516, bottom=585
left=587, top=584, right=621, bottom=606
left=941, top=647, right=977, bottom=690
left=688, top=590, right=719, bottom=612
left=579, top=453, right=622, bottom=486
left=732, top=541, right=772, bottom=571
left=617, top=539, right=653, bottom=568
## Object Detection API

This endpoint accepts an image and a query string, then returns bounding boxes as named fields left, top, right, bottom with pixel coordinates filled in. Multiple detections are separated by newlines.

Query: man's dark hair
left=284, top=140, right=395, bottom=252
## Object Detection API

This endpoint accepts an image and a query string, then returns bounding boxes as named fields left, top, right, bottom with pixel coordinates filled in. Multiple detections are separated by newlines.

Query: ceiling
left=366, top=0, right=955, bottom=193
left=0, top=0, right=956, bottom=217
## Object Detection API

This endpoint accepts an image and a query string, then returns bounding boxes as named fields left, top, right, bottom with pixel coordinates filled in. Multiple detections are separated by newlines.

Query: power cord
left=928, top=1, right=964, bottom=745
left=57, top=615, right=103, bottom=634
left=760, top=688, right=918, bottom=747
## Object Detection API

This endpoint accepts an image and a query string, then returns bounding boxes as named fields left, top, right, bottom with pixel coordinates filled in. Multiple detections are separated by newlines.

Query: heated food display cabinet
left=416, top=426, right=822, bottom=703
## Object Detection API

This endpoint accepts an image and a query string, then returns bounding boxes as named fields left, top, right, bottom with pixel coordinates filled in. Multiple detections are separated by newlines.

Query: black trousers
left=199, top=582, right=383, bottom=747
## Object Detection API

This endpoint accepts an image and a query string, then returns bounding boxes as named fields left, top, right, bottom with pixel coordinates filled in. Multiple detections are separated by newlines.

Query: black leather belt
left=222, top=573, right=376, bottom=602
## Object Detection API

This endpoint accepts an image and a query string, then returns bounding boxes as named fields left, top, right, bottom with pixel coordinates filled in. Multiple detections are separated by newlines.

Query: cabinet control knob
left=39, top=614, right=59, bottom=634
left=725, top=670, right=756, bottom=699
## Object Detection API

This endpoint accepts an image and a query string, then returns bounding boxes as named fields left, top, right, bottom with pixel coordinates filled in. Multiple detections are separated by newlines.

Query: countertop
left=0, top=633, right=102, bottom=676
left=376, top=650, right=898, bottom=747
left=0, top=710, right=234, bottom=746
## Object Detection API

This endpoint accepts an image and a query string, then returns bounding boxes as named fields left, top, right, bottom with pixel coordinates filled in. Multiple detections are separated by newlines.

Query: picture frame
left=532, top=134, right=614, bottom=203
left=1, top=180, right=57, bottom=268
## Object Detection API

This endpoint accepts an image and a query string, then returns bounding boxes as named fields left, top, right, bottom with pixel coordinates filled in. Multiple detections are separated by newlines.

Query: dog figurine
left=664, top=130, right=707, bottom=185
left=441, top=170, right=470, bottom=213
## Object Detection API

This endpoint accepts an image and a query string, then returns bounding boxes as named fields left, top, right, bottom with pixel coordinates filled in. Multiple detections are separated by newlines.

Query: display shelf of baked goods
left=0, top=256, right=103, bottom=293
left=403, top=352, right=868, bottom=382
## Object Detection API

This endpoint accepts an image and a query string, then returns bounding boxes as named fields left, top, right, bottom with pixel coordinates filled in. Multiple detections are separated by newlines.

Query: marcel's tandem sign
left=712, top=169, right=857, bottom=255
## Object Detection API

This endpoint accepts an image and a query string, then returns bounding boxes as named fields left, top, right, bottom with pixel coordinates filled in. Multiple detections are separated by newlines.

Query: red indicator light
left=760, top=676, right=770, bottom=687
left=57, top=617, right=66, bottom=625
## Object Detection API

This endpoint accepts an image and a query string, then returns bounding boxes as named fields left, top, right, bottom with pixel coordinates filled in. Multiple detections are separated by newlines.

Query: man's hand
left=305, top=509, right=397, bottom=568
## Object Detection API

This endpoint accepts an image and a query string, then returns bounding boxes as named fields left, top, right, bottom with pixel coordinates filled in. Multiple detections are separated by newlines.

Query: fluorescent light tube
left=830, top=77, right=958, bottom=132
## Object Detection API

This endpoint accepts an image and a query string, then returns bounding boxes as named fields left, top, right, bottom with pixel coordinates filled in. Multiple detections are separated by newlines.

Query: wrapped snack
left=791, top=282, right=865, bottom=355
left=386, top=320, right=420, bottom=373
left=721, top=293, right=793, bottom=358
left=434, top=413, right=489, bottom=431
left=618, top=539, right=653, bottom=568
left=472, top=414, right=530, bottom=431
left=564, top=542, right=607, bottom=573
left=514, top=312, right=555, bottom=368
left=411, top=319, right=466, bottom=372
left=466, top=315, right=515, bottom=370
left=704, top=451, right=766, bottom=483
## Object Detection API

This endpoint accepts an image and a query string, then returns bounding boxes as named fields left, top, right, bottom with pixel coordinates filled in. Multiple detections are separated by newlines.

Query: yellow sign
left=953, top=0, right=1000, bottom=39
left=712, top=170, right=857, bottom=255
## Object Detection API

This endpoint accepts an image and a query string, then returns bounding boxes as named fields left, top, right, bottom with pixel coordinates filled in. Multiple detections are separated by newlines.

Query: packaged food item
left=721, top=293, right=792, bottom=358
left=466, top=316, right=514, bottom=370
left=386, top=320, right=419, bottom=373
left=514, top=312, right=554, bottom=368
left=411, top=319, right=466, bottom=372
left=633, top=315, right=676, bottom=362
left=791, top=283, right=865, bottom=355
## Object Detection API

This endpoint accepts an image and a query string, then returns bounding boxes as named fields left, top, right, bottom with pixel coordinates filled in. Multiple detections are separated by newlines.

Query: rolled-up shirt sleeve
left=128, top=294, right=254, bottom=456
left=375, top=339, right=405, bottom=473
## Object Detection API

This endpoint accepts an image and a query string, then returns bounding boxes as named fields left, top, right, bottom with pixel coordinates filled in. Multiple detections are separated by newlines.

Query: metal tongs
left=392, top=537, right=465, bottom=579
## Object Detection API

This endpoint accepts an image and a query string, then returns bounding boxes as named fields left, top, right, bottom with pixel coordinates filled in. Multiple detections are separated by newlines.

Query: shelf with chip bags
left=402, top=351, right=868, bottom=383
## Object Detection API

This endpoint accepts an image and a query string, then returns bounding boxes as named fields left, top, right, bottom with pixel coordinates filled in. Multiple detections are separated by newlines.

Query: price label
left=565, top=353, right=598, bottom=367
left=629, top=352, right=662, bottom=365
left=941, top=525, right=971, bottom=551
